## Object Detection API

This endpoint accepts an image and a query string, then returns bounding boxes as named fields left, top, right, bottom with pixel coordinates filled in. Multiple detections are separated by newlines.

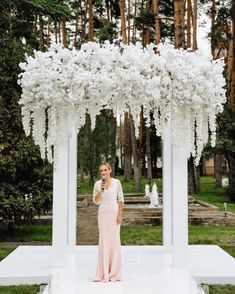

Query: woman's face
left=99, top=165, right=111, bottom=178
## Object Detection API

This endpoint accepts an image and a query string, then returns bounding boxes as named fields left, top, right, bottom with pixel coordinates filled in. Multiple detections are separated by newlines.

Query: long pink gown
left=91, top=178, right=124, bottom=282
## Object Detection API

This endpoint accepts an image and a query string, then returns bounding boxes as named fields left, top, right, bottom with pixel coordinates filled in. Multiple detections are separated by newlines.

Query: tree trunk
left=139, top=106, right=144, bottom=174
left=61, top=17, right=67, bottom=47
left=139, top=106, right=144, bottom=145
left=146, top=127, right=152, bottom=180
left=141, top=0, right=145, bottom=47
left=214, top=152, right=223, bottom=188
left=124, top=112, right=132, bottom=181
left=58, top=21, right=61, bottom=43
left=201, top=156, right=207, bottom=175
left=192, top=0, right=198, bottom=51
left=227, top=18, right=235, bottom=107
left=106, top=0, right=110, bottom=22
left=74, top=16, right=79, bottom=46
left=144, top=0, right=151, bottom=46
left=54, top=21, right=58, bottom=43
left=110, top=113, right=117, bottom=176
left=47, top=19, right=51, bottom=48
left=119, top=0, right=127, bottom=44
left=33, top=15, right=38, bottom=36
left=80, top=166, right=84, bottom=183
left=81, top=1, right=88, bottom=43
left=188, top=156, right=200, bottom=194
left=211, top=0, right=216, bottom=58
left=174, top=0, right=185, bottom=48
left=186, top=0, right=192, bottom=48
left=153, top=0, right=161, bottom=44
left=228, top=149, right=235, bottom=202
left=88, top=0, right=94, bottom=41
left=127, top=0, right=131, bottom=44
left=39, top=15, right=44, bottom=51
left=132, top=0, right=137, bottom=43
left=119, top=116, right=123, bottom=168
left=130, top=114, right=142, bottom=192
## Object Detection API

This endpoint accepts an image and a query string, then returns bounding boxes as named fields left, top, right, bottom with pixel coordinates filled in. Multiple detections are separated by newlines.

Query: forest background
left=0, top=0, right=234, bottom=231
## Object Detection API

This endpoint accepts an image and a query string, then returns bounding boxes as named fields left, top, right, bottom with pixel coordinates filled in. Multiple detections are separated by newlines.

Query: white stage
left=0, top=245, right=235, bottom=293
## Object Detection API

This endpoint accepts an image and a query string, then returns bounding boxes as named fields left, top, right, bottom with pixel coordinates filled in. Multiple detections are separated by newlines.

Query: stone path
left=77, top=197, right=99, bottom=245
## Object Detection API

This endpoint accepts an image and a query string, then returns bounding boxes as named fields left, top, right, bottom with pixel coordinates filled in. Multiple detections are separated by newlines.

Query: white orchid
left=18, top=42, right=226, bottom=164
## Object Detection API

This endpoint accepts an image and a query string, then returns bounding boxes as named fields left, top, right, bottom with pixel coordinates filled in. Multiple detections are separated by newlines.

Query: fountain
left=149, top=182, right=160, bottom=207
left=145, top=184, right=150, bottom=198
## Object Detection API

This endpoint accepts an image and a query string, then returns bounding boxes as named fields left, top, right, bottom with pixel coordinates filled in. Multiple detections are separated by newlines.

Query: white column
left=68, top=127, right=78, bottom=249
left=163, top=119, right=173, bottom=252
left=172, top=143, right=188, bottom=267
left=52, top=122, right=70, bottom=264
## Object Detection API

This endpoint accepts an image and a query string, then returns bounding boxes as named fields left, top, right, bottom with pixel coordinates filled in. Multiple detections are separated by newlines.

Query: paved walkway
left=77, top=198, right=99, bottom=245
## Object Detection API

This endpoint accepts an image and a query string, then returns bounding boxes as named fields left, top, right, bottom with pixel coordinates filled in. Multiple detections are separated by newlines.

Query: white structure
left=145, top=184, right=150, bottom=197
left=149, top=182, right=159, bottom=207
left=0, top=42, right=234, bottom=293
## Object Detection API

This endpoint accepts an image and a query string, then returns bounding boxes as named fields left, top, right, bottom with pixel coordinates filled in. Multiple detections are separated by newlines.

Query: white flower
left=18, top=42, right=226, bottom=165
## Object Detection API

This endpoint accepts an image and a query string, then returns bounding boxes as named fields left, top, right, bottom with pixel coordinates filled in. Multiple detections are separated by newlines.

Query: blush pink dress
left=91, top=178, right=124, bottom=282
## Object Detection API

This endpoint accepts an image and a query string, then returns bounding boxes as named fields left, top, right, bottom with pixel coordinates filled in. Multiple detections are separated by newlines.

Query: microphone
left=101, top=176, right=105, bottom=191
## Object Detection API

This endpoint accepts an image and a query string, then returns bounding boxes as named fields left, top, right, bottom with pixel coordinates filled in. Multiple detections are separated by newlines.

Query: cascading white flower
left=18, top=41, right=226, bottom=164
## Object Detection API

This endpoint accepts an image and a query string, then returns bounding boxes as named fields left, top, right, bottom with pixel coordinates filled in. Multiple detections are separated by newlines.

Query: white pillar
left=172, top=143, right=188, bottom=267
left=163, top=120, right=173, bottom=252
left=68, top=127, right=78, bottom=248
left=52, top=120, right=70, bottom=264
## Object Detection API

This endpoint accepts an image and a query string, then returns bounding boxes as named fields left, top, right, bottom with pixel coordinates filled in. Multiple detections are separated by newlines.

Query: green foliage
left=134, top=0, right=174, bottom=42
left=135, top=9, right=155, bottom=27
left=0, top=0, right=71, bottom=43
left=209, top=2, right=233, bottom=52
left=77, top=110, right=117, bottom=184
left=23, top=0, right=71, bottom=19
left=0, top=36, right=53, bottom=232
left=97, top=20, right=118, bottom=42
left=202, top=142, right=214, bottom=160
left=215, top=103, right=235, bottom=200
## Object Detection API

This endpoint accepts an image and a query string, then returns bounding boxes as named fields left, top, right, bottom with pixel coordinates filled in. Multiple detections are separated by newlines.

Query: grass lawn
left=0, top=285, right=41, bottom=294
left=193, top=176, right=235, bottom=214
left=209, top=285, right=235, bottom=294
left=0, top=225, right=52, bottom=243
left=0, top=248, right=16, bottom=262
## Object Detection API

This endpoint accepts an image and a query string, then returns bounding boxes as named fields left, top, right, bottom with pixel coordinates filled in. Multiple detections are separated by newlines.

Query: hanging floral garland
left=18, top=42, right=226, bottom=164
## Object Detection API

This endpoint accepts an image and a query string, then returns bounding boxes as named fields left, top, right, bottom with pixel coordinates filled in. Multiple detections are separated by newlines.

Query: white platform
left=0, top=245, right=234, bottom=293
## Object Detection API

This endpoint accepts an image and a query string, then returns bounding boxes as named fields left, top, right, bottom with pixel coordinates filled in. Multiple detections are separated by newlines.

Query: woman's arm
left=117, top=201, right=123, bottom=224
left=94, top=191, right=104, bottom=203
left=93, top=180, right=105, bottom=204
left=117, top=179, right=124, bottom=224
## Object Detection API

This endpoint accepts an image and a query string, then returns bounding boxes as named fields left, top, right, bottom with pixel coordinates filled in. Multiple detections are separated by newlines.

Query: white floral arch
left=18, top=42, right=226, bottom=270
left=19, top=42, right=225, bottom=165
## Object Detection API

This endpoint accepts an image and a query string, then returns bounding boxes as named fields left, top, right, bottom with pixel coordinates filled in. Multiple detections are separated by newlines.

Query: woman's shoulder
left=94, top=179, right=101, bottom=186
left=112, top=178, right=122, bottom=184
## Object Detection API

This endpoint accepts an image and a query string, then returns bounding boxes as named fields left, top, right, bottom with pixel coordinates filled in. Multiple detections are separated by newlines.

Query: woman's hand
left=117, top=213, right=122, bottom=225
left=100, top=181, right=106, bottom=192
left=94, top=190, right=104, bottom=203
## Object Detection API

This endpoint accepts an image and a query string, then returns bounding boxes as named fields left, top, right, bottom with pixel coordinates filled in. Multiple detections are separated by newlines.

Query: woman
left=91, top=161, right=124, bottom=282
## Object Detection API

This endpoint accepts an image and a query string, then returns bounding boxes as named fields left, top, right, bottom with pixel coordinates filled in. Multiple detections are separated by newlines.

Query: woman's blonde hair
left=99, top=161, right=112, bottom=171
